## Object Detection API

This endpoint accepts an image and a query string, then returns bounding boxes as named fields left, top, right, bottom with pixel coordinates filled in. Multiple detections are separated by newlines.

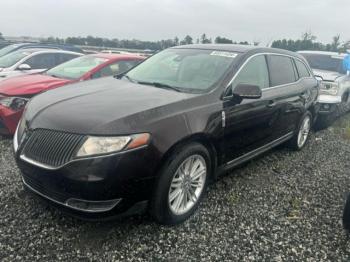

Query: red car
left=0, top=53, right=144, bottom=135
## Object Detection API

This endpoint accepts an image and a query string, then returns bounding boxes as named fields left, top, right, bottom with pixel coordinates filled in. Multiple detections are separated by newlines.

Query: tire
left=343, top=193, right=350, bottom=232
left=287, top=111, right=312, bottom=150
left=150, top=142, right=211, bottom=225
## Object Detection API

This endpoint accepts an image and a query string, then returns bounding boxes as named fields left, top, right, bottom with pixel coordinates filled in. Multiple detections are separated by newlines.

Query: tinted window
left=92, top=60, right=141, bottom=79
left=295, top=59, right=310, bottom=78
left=55, top=53, right=80, bottom=65
left=25, top=53, right=56, bottom=69
left=268, top=55, right=296, bottom=86
left=231, top=55, right=269, bottom=91
left=301, top=53, right=345, bottom=74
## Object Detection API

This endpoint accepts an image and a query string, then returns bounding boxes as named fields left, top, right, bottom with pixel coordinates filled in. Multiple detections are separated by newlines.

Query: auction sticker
left=210, top=51, right=238, bottom=58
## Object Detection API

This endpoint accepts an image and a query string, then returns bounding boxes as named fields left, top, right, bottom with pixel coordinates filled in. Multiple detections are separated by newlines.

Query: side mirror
left=314, top=75, right=323, bottom=87
left=17, top=64, right=31, bottom=71
left=232, top=84, right=262, bottom=99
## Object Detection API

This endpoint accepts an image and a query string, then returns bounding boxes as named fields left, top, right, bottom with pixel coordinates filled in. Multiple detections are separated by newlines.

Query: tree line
left=271, top=31, right=350, bottom=53
left=37, top=34, right=255, bottom=50
left=1, top=31, right=349, bottom=53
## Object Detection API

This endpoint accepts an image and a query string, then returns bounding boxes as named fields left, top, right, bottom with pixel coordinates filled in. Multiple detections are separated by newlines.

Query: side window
left=24, top=53, right=56, bottom=69
left=267, top=55, right=297, bottom=86
left=55, top=53, right=79, bottom=66
left=295, top=59, right=310, bottom=78
left=91, top=60, right=141, bottom=79
left=231, top=55, right=269, bottom=92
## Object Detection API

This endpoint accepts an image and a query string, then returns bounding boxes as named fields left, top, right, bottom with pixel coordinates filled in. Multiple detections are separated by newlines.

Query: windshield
left=46, top=56, right=108, bottom=80
left=126, top=48, right=237, bottom=93
left=0, top=50, right=30, bottom=68
left=301, top=53, right=346, bottom=74
left=0, top=44, right=19, bottom=58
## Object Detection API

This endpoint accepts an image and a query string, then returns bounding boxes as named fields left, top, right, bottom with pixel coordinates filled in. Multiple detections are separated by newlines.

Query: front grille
left=22, top=129, right=85, bottom=168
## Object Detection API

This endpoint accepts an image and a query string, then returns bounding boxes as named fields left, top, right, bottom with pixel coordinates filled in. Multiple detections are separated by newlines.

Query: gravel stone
left=1, top=114, right=350, bottom=261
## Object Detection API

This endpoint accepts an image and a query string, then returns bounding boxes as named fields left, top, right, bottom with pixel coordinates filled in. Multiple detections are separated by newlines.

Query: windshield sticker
left=210, top=51, right=238, bottom=58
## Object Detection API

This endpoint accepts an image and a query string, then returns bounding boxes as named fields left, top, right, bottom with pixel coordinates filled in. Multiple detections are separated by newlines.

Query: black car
left=0, top=43, right=84, bottom=58
left=13, top=44, right=319, bottom=224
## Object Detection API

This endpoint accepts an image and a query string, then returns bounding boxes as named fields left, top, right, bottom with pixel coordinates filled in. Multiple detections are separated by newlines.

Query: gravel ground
left=1, top=115, right=350, bottom=261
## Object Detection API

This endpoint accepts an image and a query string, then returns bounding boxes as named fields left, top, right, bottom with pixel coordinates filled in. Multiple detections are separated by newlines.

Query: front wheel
left=287, top=112, right=312, bottom=150
left=150, top=142, right=211, bottom=225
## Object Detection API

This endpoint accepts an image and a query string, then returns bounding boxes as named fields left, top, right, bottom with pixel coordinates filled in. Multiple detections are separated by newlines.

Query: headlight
left=320, top=82, right=339, bottom=95
left=76, top=133, right=150, bottom=157
left=0, top=96, right=29, bottom=111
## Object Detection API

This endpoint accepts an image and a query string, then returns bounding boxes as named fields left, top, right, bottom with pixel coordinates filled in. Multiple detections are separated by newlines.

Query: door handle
left=267, top=100, right=276, bottom=108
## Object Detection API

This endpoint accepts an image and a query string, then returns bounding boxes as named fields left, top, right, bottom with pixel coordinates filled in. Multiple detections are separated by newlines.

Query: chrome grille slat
left=22, top=129, right=85, bottom=168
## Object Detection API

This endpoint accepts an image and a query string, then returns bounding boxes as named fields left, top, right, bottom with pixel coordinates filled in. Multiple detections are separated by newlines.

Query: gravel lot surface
left=1, top=115, right=350, bottom=261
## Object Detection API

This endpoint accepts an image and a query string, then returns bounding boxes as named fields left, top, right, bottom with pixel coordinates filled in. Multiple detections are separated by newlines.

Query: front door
left=222, top=54, right=283, bottom=163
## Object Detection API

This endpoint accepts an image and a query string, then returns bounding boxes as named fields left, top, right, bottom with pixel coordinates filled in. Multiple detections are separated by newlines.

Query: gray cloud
left=1, top=0, right=349, bottom=44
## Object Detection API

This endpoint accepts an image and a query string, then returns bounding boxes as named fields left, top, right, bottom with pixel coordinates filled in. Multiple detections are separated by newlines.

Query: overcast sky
left=1, top=0, right=349, bottom=44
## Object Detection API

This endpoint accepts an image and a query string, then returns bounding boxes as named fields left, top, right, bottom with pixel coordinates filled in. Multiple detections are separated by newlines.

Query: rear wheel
left=150, top=142, right=211, bottom=225
left=287, top=112, right=312, bottom=150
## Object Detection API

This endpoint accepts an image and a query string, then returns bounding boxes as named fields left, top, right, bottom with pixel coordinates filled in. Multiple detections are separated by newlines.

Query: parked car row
left=0, top=47, right=144, bottom=134
left=10, top=44, right=322, bottom=225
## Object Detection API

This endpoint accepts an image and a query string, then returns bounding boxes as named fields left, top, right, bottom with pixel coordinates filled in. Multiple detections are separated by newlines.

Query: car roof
left=298, top=50, right=346, bottom=57
left=172, top=44, right=302, bottom=58
left=89, top=53, right=145, bottom=60
left=12, top=48, right=83, bottom=55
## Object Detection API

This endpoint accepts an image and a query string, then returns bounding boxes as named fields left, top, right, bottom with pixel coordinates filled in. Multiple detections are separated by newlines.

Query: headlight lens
left=320, top=82, right=339, bottom=95
left=76, top=133, right=150, bottom=157
left=0, top=96, right=29, bottom=111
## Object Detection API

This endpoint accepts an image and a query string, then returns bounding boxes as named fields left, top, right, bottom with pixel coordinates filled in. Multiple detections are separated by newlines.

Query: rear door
left=222, top=54, right=284, bottom=162
left=265, top=54, right=309, bottom=137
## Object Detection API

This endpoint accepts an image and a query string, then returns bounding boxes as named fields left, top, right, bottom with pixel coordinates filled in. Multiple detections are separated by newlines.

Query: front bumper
left=317, top=94, right=341, bottom=115
left=15, top=145, right=159, bottom=218
left=0, top=105, right=23, bottom=135
left=317, top=94, right=342, bottom=104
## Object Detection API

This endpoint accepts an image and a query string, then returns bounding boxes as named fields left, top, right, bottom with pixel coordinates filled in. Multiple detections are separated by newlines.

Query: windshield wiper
left=137, top=81, right=182, bottom=92
left=114, top=73, right=138, bottom=83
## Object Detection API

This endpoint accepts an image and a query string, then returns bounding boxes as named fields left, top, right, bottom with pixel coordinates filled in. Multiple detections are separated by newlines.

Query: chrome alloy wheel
left=297, top=115, right=311, bottom=148
left=168, top=154, right=207, bottom=215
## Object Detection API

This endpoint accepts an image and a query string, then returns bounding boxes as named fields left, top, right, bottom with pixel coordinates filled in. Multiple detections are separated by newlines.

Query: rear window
left=295, top=59, right=310, bottom=78
left=267, top=55, right=296, bottom=87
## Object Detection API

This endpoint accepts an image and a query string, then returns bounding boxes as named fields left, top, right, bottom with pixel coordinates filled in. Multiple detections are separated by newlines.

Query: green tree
left=174, top=36, right=179, bottom=46
left=200, top=33, right=211, bottom=44
left=215, top=36, right=233, bottom=44
left=331, top=35, right=341, bottom=51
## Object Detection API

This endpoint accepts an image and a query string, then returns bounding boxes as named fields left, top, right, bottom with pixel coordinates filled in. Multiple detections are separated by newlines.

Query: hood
left=0, top=74, right=72, bottom=96
left=26, top=77, right=196, bottom=135
left=313, top=69, right=344, bottom=82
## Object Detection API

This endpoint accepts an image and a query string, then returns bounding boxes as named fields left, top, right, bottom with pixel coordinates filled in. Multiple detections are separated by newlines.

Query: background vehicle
left=0, top=43, right=84, bottom=57
left=0, top=49, right=82, bottom=80
left=299, top=51, right=350, bottom=128
left=0, top=53, right=144, bottom=134
left=14, top=45, right=319, bottom=224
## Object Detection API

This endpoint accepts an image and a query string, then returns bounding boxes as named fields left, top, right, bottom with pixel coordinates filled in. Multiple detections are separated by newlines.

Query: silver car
left=0, top=49, right=82, bottom=80
left=299, top=51, right=350, bottom=127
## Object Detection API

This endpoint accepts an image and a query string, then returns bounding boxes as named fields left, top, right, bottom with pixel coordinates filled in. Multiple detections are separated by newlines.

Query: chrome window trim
left=223, top=52, right=314, bottom=99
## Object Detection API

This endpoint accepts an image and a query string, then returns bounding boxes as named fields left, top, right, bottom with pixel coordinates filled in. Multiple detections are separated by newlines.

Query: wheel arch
left=157, top=133, right=220, bottom=181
